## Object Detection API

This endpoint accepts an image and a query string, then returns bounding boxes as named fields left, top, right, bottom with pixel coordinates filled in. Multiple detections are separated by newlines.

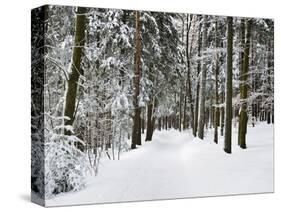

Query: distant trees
left=44, top=8, right=273, bottom=155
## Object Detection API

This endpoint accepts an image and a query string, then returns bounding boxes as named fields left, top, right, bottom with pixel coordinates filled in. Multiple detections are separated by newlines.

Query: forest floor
left=46, top=122, right=274, bottom=207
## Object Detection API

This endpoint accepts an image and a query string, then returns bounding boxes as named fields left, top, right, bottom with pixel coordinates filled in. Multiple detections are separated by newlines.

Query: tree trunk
left=158, top=118, right=161, bottom=131
left=214, top=19, right=220, bottom=144
left=145, top=101, right=153, bottom=141
left=266, top=39, right=273, bottom=124
left=210, top=99, right=214, bottom=129
left=131, top=11, right=142, bottom=149
left=145, top=98, right=157, bottom=141
left=183, top=96, right=187, bottom=130
left=220, top=93, right=224, bottom=136
left=141, top=109, right=145, bottom=134
left=205, top=108, right=209, bottom=129
left=119, top=11, right=128, bottom=86
left=64, top=7, right=87, bottom=135
left=168, top=116, right=171, bottom=129
left=238, top=19, right=251, bottom=149
left=186, top=15, right=195, bottom=135
left=179, top=91, right=182, bottom=132
left=198, top=16, right=207, bottom=140
left=224, top=17, right=233, bottom=154
left=193, top=17, right=202, bottom=137
left=267, top=111, right=271, bottom=124
left=251, top=39, right=257, bottom=121
left=238, top=19, right=245, bottom=146
left=272, top=106, right=274, bottom=124
left=137, top=111, right=142, bottom=145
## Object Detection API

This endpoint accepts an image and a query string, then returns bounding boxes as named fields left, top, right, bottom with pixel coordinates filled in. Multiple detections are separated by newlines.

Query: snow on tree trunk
left=64, top=7, right=86, bottom=138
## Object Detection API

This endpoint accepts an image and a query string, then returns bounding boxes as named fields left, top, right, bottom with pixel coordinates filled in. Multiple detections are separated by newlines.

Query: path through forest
left=46, top=123, right=273, bottom=207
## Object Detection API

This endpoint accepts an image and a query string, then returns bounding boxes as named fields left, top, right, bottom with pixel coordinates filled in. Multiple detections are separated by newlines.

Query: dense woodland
left=31, top=5, right=274, bottom=199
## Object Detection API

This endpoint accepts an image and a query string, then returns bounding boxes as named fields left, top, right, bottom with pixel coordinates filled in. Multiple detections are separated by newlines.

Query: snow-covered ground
left=46, top=122, right=274, bottom=207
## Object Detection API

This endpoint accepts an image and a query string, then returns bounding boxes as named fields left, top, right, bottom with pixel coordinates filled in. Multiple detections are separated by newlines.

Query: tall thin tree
left=186, top=14, right=195, bottom=135
left=238, top=19, right=252, bottom=149
left=198, top=15, right=207, bottom=139
left=193, top=16, right=202, bottom=137
left=238, top=18, right=245, bottom=146
left=224, top=16, right=233, bottom=154
left=64, top=7, right=87, bottom=134
left=214, top=19, right=220, bottom=144
left=131, top=11, right=142, bottom=149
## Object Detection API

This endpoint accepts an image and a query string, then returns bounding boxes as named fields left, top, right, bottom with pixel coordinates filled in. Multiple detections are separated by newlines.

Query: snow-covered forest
left=31, top=5, right=274, bottom=206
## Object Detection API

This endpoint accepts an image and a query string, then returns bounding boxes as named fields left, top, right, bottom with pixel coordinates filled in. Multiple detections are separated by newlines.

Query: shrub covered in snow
left=45, top=130, right=90, bottom=199
left=31, top=130, right=45, bottom=198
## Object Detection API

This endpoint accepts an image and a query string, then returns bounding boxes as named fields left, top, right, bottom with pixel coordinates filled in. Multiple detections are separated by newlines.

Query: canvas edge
left=31, top=5, right=47, bottom=207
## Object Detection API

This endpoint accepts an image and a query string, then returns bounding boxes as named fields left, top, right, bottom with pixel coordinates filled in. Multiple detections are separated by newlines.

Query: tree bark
left=214, top=19, right=220, bottom=144
left=266, top=39, right=273, bottom=124
left=179, top=93, right=182, bottom=132
left=220, top=93, right=225, bottom=136
left=158, top=118, right=161, bottom=131
left=238, top=19, right=252, bottom=149
left=193, top=17, right=202, bottom=137
left=64, top=7, right=87, bottom=134
left=131, top=11, right=142, bottom=149
left=146, top=98, right=157, bottom=141
left=224, top=17, right=233, bottom=154
left=141, top=108, right=145, bottom=134
left=198, top=16, right=207, bottom=140
left=186, top=15, right=195, bottom=135
left=238, top=19, right=245, bottom=146
left=183, top=96, right=187, bottom=130
left=145, top=100, right=153, bottom=141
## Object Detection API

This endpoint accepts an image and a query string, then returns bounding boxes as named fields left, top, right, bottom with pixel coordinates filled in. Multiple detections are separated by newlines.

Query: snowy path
left=46, top=123, right=273, bottom=206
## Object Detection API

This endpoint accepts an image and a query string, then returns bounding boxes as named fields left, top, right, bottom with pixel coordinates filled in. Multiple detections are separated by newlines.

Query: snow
left=46, top=122, right=273, bottom=207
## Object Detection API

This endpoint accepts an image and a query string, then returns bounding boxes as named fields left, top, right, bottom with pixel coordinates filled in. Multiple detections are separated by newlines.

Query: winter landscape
left=31, top=5, right=274, bottom=207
